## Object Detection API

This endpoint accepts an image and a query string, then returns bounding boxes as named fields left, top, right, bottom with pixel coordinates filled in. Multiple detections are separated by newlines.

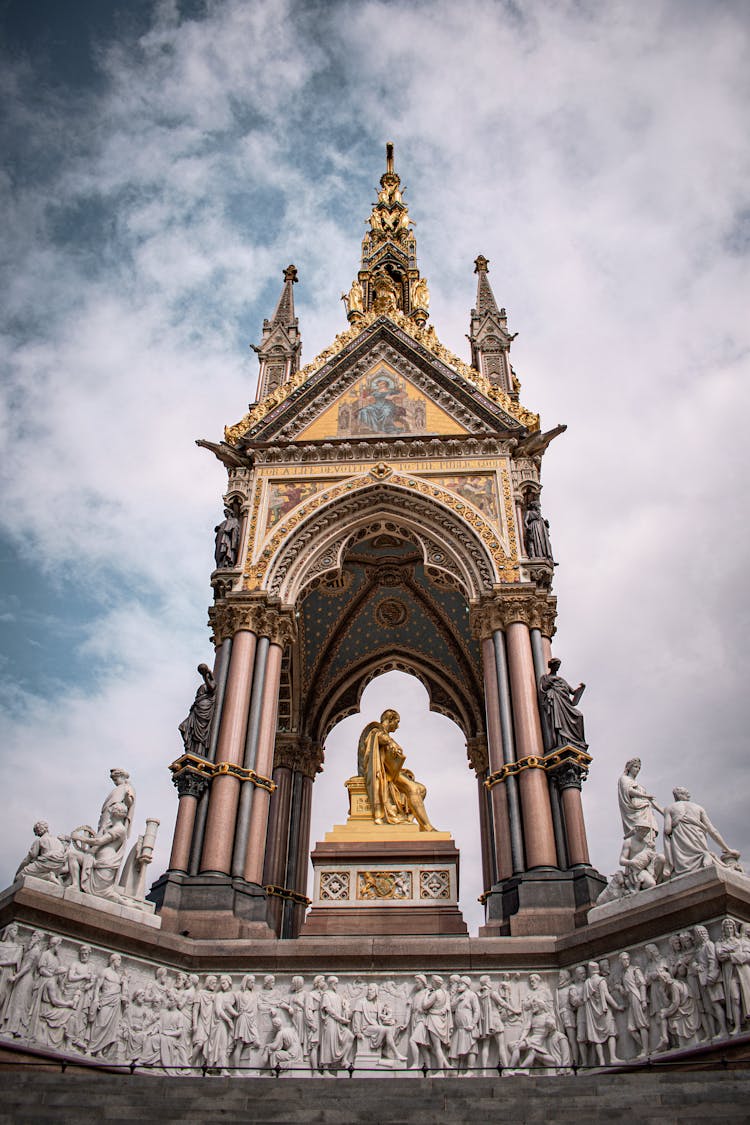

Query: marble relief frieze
left=1, top=916, right=748, bottom=1076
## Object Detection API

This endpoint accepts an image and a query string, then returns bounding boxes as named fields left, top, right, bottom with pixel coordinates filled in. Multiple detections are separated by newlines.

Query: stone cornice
left=470, top=588, right=557, bottom=639
left=208, top=595, right=297, bottom=647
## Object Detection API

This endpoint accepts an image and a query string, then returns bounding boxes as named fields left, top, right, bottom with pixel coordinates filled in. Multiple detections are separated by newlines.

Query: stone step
left=1, top=1071, right=749, bottom=1123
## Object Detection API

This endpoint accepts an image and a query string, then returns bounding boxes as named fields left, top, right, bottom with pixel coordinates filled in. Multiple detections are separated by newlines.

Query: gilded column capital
left=208, top=595, right=297, bottom=647
left=470, top=588, right=557, bottom=639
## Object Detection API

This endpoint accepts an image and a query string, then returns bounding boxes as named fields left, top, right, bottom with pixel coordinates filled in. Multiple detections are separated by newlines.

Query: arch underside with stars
left=266, top=483, right=497, bottom=751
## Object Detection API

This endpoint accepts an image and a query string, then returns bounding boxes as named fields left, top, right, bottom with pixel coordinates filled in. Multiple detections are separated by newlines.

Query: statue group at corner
left=597, top=757, right=743, bottom=907
left=13, top=768, right=159, bottom=912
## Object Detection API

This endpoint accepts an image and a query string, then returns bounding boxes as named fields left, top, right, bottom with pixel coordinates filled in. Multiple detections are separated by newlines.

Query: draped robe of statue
left=356, top=717, right=434, bottom=831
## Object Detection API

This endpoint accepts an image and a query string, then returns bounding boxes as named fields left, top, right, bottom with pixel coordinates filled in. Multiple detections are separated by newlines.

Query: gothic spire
left=253, top=265, right=302, bottom=400
left=468, top=255, right=515, bottom=395
left=341, top=144, right=430, bottom=327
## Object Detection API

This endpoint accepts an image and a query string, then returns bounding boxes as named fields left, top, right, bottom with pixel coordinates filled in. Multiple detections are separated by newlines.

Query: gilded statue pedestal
left=300, top=775, right=467, bottom=937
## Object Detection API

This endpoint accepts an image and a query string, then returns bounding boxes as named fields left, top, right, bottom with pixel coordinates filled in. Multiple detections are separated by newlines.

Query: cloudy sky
left=1, top=0, right=749, bottom=936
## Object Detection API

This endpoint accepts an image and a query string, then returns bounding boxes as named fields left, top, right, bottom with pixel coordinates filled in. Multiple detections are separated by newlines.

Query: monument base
left=301, top=835, right=468, bottom=937
left=147, top=870, right=275, bottom=940
left=479, top=866, right=606, bottom=937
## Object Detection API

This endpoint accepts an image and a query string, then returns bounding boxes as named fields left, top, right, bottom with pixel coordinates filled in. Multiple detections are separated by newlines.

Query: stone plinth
left=301, top=832, right=467, bottom=937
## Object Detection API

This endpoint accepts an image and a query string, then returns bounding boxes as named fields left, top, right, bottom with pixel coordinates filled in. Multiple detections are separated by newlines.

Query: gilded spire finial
left=386, top=141, right=395, bottom=174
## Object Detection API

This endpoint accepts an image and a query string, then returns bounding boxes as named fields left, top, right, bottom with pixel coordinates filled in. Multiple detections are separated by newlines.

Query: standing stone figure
left=555, top=970, right=579, bottom=1066
left=98, top=768, right=135, bottom=836
left=214, top=505, right=241, bottom=569
left=407, top=974, right=432, bottom=1070
left=231, top=974, right=259, bottom=1071
left=421, top=975, right=452, bottom=1072
left=319, top=976, right=354, bottom=1073
left=178, top=663, right=217, bottom=758
left=476, top=974, right=520, bottom=1071
left=357, top=710, right=436, bottom=831
left=88, top=953, right=127, bottom=1059
left=0, top=925, right=23, bottom=1023
left=449, top=977, right=480, bottom=1074
left=582, top=961, right=623, bottom=1066
left=615, top=951, right=649, bottom=1057
left=538, top=659, right=586, bottom=750
left=662, top=787, right=740, bottom=877
left=715, top=918, right=744, bottom=1035
left=3, top=930, right=45, bottom=1039
left=692, top=926, right=728, bottom=1040
left=524, top=499, right=554, bottom=561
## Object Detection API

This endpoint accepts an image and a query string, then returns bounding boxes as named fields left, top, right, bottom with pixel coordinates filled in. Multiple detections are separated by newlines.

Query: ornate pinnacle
left=474, top=254, right=490, bottom=274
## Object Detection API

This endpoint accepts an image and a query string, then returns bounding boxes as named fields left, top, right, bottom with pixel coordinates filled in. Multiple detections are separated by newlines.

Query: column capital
left=466, top=735, right=489, bottom=778
left=208, top=595, right=297, bottom=647
left=170, top=756, right=211, bottom=800
left=470, top=587, right=557, bottom=639
left=273, top=737, right=325, bottom=779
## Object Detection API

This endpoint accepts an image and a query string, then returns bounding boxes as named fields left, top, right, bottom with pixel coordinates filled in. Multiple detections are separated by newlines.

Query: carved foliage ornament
left=208, top=599, right=297, bottom=647
left=471, top=590, right=557, bottom=639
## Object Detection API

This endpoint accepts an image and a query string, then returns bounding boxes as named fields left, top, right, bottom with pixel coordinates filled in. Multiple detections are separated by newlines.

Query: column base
left=479, top=866, right=606, bottom=937
left=147, top=870, right=276, bottom=940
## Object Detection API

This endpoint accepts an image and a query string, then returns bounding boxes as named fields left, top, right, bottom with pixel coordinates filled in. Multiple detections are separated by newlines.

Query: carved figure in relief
left=657, top=968, right=701, bottom=1049
left=206, top=974, right=237, bottom=1071
left=643, top=943, right=672, bottom=1051
left=357, top=710, right=435, bottom=831
left=319, top=976, right=354, bottom=1072
left=280, top=976, right=307, bottom=1052
left=555, top=970, right=579, bottom=1066
left=538, top=658, right=586, bottom=750
left=407, top=974, right=432, bottom=1070
left=126, top=988, right=159, bottom=1065
left=15, top=821, right=70, bottom=885
left=568, top=965, right=590, bottom=1067
left=88, top=953, right=127, bottom=1059
left=231, top=974, right=259, bottom=1070
left=3, top=929, right=45, bottom=1039
left=193, top=975, right=218, bottom=1066
left=264, top=1012, right=303, bottom=1072
left=663, top=787, right=740, bottom=877
left=508, top=992, right=571, bottom=1072
left=421, top=975, right=452, bottom=1072
left=159, top=991, right=190, bottom=1074
left=178, top=663, right=217, bottom=758
left=615, top=952, right=649, bottom=1057
left=214, top=505, right=241, bottom=569
left=257, top=974, right=283, bottom=1042
left=476, top=973, right=520, bottom=1071
left=0, top=924, right=23, bottom=1022
left=305, top=974, right=326, bottom=1073
left=58, top=943, right=95, bottom=1051
left=734, top=923, right=750, bottom=1024
left=523, top=499, right=553, bottom=562
left=449, top=977, right=480, bottom=1074
left=351, top=983, right=406, bottom=1062
left=582, top=961, right=623, bottom=1065
left=692, top=926, right=728, bottom=1040
left=715, top=918, right=744, bottom=1035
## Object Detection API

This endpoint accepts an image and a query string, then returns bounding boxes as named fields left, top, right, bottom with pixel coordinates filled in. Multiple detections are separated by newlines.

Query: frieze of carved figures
left=2, top=920, right=750, bottom=1075
left=596, top=760, right=745, bottom=906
